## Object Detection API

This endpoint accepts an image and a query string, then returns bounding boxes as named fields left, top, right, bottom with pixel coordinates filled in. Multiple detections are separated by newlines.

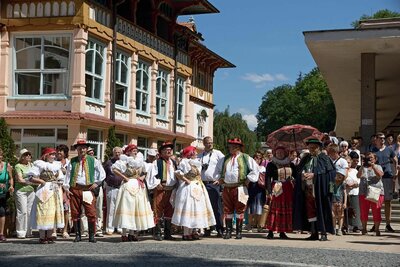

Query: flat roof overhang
left=304, top=28, right=400, bottom=138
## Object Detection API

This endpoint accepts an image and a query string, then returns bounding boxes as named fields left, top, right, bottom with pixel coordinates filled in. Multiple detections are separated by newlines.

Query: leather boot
left=223, top=219, right=232, bottom=239
left=154, top=223, right=163, bottom=241
left=164, top=220, right=175, bottom=240
left=73, top=221, right=81, bottom=242
left=235, top=219, right=243, bottom=239
left=88, top=222, right=97, bottom=243
left=305, top=222, right=319, bottom=241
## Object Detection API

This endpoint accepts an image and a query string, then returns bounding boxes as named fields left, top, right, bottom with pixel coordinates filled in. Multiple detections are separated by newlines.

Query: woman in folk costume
left=265, top=146, right=295, bottom=239
left=112, top=144, right=155, bottom=242
left=29, top=148, right=65, bottom=244
left=172, top=146, right=216, bottom=240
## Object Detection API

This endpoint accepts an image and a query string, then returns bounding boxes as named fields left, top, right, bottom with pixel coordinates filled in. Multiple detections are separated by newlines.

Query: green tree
left=352, top=9, right=400, bottom=28
left=104, top=126, right=122, bottom=161
left=0, top=118, right=17, bottom=166
left=213, top=107, right=258, bottom=155
left=256, top=68, right=336, bottom=138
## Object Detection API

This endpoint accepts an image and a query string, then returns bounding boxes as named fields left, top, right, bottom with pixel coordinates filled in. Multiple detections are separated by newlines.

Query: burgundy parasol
left=266, top=124, right=322, bottom=152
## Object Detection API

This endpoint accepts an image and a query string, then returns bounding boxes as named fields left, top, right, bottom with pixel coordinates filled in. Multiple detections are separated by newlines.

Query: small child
left=332, top=168, right=347, bottom=236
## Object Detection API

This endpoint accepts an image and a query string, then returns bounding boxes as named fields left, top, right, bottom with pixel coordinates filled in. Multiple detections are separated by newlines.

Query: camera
left=363, top=158, right=371, bottom=166
left=202, top=163, right=209, bottom=171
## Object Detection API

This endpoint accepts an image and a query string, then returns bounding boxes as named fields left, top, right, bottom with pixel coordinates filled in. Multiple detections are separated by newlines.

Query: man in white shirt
left=217, top=138, right=259, bottom=239
left=65, top=140, right=105, bottom=243
left=199, top=136, right=225, bottom=237
left=151, top=142, right=178, bottom=241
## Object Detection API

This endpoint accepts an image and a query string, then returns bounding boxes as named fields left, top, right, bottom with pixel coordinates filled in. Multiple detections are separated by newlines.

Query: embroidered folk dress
left=266, top=157, right=295, bottom=233
left=171, top=159, right=216, bottom=229
left=29, top=160, right=65, bottom=230
left=112, top=155, right=155, bottom=231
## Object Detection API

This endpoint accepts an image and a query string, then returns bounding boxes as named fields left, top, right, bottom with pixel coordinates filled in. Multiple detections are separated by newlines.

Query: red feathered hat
left=227, top=138, right=244, bottom=146
left=73, top=140, right=91, bottom=148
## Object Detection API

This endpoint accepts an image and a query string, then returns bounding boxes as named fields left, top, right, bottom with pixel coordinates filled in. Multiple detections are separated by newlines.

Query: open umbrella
left=266, top=124, right=322, bottom=152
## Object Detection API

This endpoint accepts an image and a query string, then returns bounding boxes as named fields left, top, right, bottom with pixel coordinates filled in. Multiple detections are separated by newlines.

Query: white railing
left=88, top=4, right=189, bottom=66
left=6, top=1, right=76, bottom=18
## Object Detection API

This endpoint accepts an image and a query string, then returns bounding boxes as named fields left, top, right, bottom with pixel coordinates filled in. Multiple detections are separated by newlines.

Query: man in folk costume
left=151, top=142, right=178, bottom=241
left=217, top=138, right=259, bottom=239
left=293, top=138, right=336, bottom=241
left=65, top=140, right=106, bottom=243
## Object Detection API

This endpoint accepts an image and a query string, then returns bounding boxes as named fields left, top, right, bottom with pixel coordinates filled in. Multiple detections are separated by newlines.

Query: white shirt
left=144, top=161, right=159, bottom=190
left=198, top=149, right=225, bottom=181
left=146, top=158, right=177, bottom=189
left=216, top=152, right=259, bottom=184
left=345, top=168, right=360, bottom=195
left=332, top=157, right=349, bottom=172
left=65, top=156, right=106, bottom=187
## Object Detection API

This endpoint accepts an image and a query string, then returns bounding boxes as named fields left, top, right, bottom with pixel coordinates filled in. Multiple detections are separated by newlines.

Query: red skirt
left=266, top=181, right=294, bottom=232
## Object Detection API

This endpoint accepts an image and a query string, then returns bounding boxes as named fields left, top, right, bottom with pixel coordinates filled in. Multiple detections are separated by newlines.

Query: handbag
left=257, top=172, right=265, bottom=188
left=366, top=185, right=380, bottom=203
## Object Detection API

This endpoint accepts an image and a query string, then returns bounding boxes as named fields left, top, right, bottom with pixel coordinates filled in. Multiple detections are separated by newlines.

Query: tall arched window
left=115, top=51, right=130, bottom=108
left=136, top=60, right=150, bottom=114
left=85, top=39, right=105, bottom=101
left=156, top=69, right=169, bottom=119
left=176, top=77, right=185, bottom=123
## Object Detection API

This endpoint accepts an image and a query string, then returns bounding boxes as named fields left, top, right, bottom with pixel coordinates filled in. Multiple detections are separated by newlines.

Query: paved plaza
left=1, top=229, right=399, bottom=266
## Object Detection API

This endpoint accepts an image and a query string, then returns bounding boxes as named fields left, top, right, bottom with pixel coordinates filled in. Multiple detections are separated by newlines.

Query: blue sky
left=180, top=0, right=400, bottom=130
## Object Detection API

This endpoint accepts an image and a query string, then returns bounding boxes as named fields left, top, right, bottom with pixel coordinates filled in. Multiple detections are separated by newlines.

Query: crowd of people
left=0, top=132, right=399, bottom=244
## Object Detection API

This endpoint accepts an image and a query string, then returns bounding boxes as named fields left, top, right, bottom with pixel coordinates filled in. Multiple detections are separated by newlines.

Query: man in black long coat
left=293, top=138, right=336, bottom=241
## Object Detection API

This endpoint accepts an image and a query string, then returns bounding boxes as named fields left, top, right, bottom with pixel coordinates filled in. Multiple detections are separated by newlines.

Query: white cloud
left=242, top=114, right=258, bottom=131
left=242, top=73, right=289, bottom=86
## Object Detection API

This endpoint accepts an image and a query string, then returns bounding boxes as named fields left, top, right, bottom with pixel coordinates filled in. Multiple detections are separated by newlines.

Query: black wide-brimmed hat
left=158, top=141, right=174, bottom=152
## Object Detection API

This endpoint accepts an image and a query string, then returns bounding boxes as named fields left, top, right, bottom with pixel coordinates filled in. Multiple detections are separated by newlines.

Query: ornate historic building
left=0, top=0, right=234, bottom=159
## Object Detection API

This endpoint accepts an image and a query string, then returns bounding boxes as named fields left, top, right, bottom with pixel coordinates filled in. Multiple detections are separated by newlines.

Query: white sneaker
left=96, top=232, right=104, bottom=237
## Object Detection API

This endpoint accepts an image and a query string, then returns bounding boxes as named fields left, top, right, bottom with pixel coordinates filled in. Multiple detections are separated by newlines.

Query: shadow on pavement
left=348, top=241, right=400, bottom=245
left=0, top=251, right=271, bottom=267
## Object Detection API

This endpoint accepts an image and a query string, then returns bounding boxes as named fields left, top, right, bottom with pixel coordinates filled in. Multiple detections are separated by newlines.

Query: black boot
left=88, top=222, right=97, bottom=243
left=216, top=228, right=224, bottom=238
left=164, top=220, right=175, bottom=240
left=305, top=222, right=319, bottom=241
left=319, top=232, right=328, bottom=241
left=223, top=219, right=232, bottom=239
left=279, top=232, right=289, bottom=239
left=235, top=219, right=243, bottom=239
left=73, top=221, right=81, bottom=242
left=266, top=230, right=274, bottom=239
left=154, top=223, right=163, bottom=241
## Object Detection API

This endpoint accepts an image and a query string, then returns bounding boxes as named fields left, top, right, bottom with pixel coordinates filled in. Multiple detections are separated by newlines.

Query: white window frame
left=136, top=60, right=151, bottom=115
left=176, top=77, right=185, bottom=124
left=115, top=51, right=130, bottom=109
left=13, top=34, right=72, bottom=97
left=85, top=38, right=106, bottom=102
left=10, top=127, right=68, bottom=159
left=87, top=128, right=104, bottom=160
left=137, top=136, right=148, bottom=157
left=156, top=69, right=169, bottom=120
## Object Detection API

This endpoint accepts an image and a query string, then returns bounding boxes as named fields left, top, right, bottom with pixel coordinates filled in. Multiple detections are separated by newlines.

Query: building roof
left=174, top=0, right=219, bottom=15
left=303, top=20, right=400, bottom=137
